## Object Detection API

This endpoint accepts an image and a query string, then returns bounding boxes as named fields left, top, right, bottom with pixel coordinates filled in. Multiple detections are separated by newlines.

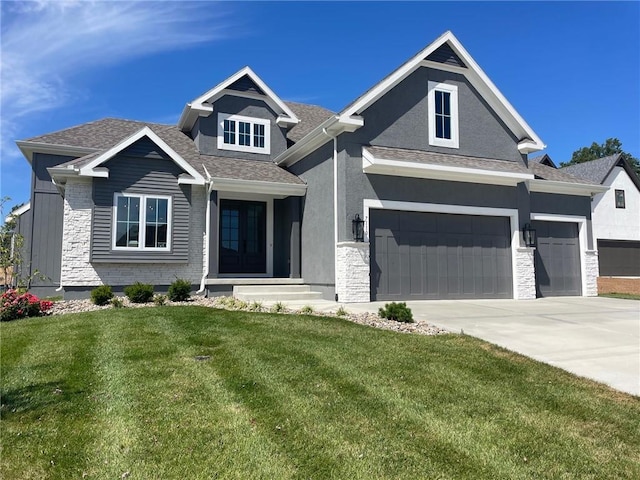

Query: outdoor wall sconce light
left=523, top=223, right=537, bottom=248
left=352, top=214, right=365, bottom=242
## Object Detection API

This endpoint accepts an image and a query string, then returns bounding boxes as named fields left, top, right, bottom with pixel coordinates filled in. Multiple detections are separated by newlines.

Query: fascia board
left=275, top=116, right=339, bottom=166
left=16, top=141, right=96, bottom=164
left=210, top=177, right=307, bottom=197
left=5, top=202, right=31, bottom=222
left=528, top=179, right=609, bottom=196
left=183, top=67, right=299, bottom=132
left=363, top=151, right=534, bottom=187
left=79, top=127, right=206, bottom=185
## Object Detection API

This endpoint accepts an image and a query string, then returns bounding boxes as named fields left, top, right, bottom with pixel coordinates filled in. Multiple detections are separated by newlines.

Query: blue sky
left=1, top=1, right=638, bottom=212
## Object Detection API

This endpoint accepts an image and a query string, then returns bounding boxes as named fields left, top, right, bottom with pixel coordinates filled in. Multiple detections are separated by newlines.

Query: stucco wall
left=592, top=167, right=640, bottom=241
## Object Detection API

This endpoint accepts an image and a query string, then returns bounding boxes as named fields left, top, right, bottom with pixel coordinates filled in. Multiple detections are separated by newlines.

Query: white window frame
left=217, top=113, right=271, bottom=154
left=428, top=81, right=459, bottom=149
left=112, top=193, right=172, bottom=251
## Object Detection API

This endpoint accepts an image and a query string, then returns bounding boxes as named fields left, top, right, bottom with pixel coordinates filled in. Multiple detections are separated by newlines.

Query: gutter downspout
left=322, top=128, right=339, bottom=302
left=196, top=166, right=214, bottom=294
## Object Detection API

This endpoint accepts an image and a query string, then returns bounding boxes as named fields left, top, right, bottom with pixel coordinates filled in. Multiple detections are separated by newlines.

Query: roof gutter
left=16, top=141, right=96, bottom=164
left=275, top=114, right=363, bottom=167
left=528, top=179, right=609, bottom=196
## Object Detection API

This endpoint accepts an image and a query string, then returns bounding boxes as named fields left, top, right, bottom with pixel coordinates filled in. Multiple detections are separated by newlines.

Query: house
left=15, top=31, right=608, bottom=302
left=560, top=155, right=640, bottom=277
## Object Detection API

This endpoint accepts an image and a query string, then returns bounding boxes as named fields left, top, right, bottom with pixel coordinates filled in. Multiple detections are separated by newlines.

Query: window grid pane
left=434, top=89, right=452, bottom=140
left=223, top=120, right=236, bottom=144
left=239, top=121, right=251, bottom=146
left=254, top=123, right=265, bottom=148
left=115, top=197, right=140, bottom=247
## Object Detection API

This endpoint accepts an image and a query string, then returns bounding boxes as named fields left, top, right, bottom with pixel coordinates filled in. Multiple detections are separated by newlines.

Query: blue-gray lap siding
left=91, top=142, right=192, bottom=263
left=191, top=95, right=288, bottom=161
left=27, top=153, right=72, bottom=294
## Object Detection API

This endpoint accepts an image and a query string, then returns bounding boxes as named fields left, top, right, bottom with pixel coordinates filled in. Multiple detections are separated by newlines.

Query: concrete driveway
left=346, top=297, right=639, bottom=396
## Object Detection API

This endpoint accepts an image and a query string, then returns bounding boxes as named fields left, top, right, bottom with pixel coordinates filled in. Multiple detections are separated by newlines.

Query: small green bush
left=111, top=297, right=124, bottom=308
left=270, top=302, right=286, bottom=314
left=378, top=302, right=414, bottom=323
left=124, top=282, right=154, bottom=304
left=153, top=294, right=167, bottom=306
left=90, top=285, right=114, bottom=306
left=248, top=301, right=263, bottom=312
left=335, top=306, right=348, bottom=317
left=300, top=305, right=314, bottom=315
left=168, top=279, right=191, bottom=302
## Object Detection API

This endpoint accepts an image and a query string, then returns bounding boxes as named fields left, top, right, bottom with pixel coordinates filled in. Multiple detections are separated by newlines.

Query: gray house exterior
left=14, top=31, right=607, bottom=301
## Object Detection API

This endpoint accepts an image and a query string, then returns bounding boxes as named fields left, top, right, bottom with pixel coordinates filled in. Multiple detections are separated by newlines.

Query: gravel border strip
left=48, top=296, right=448, bottom=336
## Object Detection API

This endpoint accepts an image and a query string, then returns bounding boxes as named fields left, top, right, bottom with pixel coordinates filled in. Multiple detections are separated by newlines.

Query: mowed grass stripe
left=1, top=315, right=101, bottom=479
left=2, top=306, right=639, bottom=479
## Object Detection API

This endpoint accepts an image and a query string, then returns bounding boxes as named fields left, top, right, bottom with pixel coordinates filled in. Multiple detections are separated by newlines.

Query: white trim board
left=363, top=199, right=523, bottom=299
left=530, top=213, right=590, bottom=297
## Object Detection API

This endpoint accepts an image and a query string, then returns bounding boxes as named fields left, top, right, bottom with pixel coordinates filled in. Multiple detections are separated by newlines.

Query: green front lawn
left=1, top=307, right=638, bottom=479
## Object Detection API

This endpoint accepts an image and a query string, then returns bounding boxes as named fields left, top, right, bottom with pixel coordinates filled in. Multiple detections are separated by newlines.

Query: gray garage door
left=532, top=221, right=581, bottom=297
left=597, top=240, right=640, bottom=276
left=371, top=210, right=513, bottom=301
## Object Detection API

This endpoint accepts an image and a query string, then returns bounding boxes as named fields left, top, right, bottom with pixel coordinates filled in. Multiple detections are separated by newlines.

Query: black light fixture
left=523, top=223, right=537, bottom=248
left=352, top=214, right=365, bottom=242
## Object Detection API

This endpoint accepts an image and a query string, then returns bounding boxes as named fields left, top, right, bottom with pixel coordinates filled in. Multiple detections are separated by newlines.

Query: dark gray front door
left=532, top=221, right=581, bottom=297
left=219, top=200, right=266, bottom=274
left=371, top=210, right=513, bottom=301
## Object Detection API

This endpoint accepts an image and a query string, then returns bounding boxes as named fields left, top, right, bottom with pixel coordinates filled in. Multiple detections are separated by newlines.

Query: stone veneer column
left=335, top=241, right=370, bottom=303
left=61, top=178, right=100, bottom=286
left=584, top=250, right=599, bottom=296
left=515, top=247, right=536, bottom=299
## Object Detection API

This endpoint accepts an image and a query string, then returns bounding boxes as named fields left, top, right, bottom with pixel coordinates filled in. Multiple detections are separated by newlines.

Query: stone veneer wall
left=61, top=178, right=206, bottom=288
left=584, top=250, right=599, bottom=297
left=515, top=247, right=536, bottom=299
left=335, top=242, right=370, bottom=303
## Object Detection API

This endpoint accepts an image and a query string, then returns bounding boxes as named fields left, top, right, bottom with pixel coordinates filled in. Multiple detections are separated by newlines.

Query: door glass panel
left=221, top=208, right=239, bottom=253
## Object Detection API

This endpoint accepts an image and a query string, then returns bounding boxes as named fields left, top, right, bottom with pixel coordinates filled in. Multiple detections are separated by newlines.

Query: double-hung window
left=113, top=193, right=171, bottom=251
left=217, top=113, right=270, bottom=154
left=427, top=81, right=459, bottom=149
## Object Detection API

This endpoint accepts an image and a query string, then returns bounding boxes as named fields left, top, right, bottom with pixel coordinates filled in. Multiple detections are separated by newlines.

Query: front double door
left=219, top=200, right=266, bottom=274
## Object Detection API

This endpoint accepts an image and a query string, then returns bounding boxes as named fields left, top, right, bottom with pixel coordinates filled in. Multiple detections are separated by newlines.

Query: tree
left=1, top=198, right=25, bottom=288
left=561, top=138, right=640, bottom=177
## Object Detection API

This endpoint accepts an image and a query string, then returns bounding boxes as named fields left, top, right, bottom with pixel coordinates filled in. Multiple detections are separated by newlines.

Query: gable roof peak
left=178, top=66, right=299, bottom=132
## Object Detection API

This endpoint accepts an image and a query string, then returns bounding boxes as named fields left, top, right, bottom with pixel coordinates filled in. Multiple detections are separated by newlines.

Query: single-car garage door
left=597, top=240, right=640, bottom=276
left=532, top=221, right=581, bottom=297
left=371, top=210, right=513, bottom=301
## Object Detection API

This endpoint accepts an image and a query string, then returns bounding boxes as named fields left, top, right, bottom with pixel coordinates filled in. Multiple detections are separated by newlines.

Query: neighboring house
left=561, top=155, right=640, bottom=276
left=15, top=31, right=607, bottom=302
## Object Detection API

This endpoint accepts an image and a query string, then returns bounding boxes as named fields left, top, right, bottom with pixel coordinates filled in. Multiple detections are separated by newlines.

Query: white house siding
left=61, top=178, right=206, bottom=287
left=592, top=167, right=640, bottom=241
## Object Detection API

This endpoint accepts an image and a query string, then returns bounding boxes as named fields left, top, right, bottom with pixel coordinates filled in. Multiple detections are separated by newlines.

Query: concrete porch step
left=234, top=284, right=323, bottom=302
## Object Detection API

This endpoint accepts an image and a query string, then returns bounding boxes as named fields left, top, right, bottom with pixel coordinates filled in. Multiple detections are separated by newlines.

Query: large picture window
left=113, top=194, right=171, bottom=250
left=217, top=113, right=270, bottom=154
left=427, top=81, right=459, bottom=149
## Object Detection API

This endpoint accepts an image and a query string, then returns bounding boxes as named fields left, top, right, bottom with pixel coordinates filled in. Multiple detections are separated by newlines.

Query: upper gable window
left=615, top=189, right=625, bottom=209
left=428, top=81, right=459, bottom=149
left=217, top=113, right=270, bottom=154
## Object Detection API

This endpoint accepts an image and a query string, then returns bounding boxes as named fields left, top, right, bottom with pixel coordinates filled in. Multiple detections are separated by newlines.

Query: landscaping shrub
left=167, top=278, right=191, bottom=302
left=90, top=285, right=114, bottom=306
left=111, top=297, right=124, bottom=308
left=378, top=302, right=414, bottom=323
left=335, top=306, right=348, bottom=317
left=153, top=294, right=167, bottom=306
left=0, top=289, right=53, bottom=321
left=270, top=302, right=286, bottom=314
left=124, top=282, right=154, bottom=303
left=300, top=305, right=314, bottom=315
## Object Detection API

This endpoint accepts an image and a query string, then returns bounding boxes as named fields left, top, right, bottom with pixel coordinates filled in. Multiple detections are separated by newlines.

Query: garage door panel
left=532, top=221, right=581, bottom=297
left=371, top=210, right=513, bottom=300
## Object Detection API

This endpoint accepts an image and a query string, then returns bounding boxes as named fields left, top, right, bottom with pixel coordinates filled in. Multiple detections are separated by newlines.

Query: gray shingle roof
left=37, top=118, right=304, bottom=185
left=529, top=154, right=557, bottom=168
left=560, top=155, right=621, bottom=185
left=285, top=102, right=334, bottom=143
left=366, top=145, right=531, bottom=174
left=529, top=162, right=594, bottom=184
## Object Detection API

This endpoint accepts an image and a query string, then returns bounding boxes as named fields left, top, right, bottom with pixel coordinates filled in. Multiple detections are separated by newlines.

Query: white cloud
left=0, top=0, right=232, bottom=165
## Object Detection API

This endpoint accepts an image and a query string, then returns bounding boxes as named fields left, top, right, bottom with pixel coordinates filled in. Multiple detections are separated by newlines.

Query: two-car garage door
left=370, top=210, right=513, bottom=300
